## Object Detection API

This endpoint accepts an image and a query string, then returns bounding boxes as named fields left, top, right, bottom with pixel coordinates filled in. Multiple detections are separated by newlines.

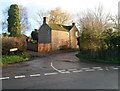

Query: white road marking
left=105, top=67, right=109, bottom=70
left=113, top=68, right=119, bottom=70
left=81, top=68, right=90, bottom=70
left=85, top=69, right=95, bottom=72
left=73, top=70, right=83, bottom=73
left=30, top=74, right=40, bottom=77
left=61, top=71, right=70, bottom=74
left=92, top=67, right=102, bottom=69
left=44, top=72, right=58, bottom=75
left=0, top=77, right=9, bottom=80
left=51, top=62, right=63, bottom=73
left=3, top=65, right=117, bottom=80
left=67, top=68, right=77, bottom=71
left=97, top=68, right=103, bottom=71
left=15, top=75, right=25, bottom=79
left=59, top=70, right=66, bottom=71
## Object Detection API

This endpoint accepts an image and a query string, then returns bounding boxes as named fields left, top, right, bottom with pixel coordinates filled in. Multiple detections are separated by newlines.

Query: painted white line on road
left=51, top=62, right=63, bottom=73
left=113, top=68, right=119, bottom=70
left=92, top=67, right=102, bottom=69
left=105, top=67, right=109, bottom=70
left=81, top=68, right=90, bottom=70
left=0, top=77, right=9, bottom=80
left=59, top=70, right=66, bottom=71
left=73, top=70, right=83, bottom=73
left=67, top=68, right=77, bottom=71
left=97, top=68, right=103, bottom=71
left=61, top=71, right=70, bottom=74
left=85, top=69, right=95, bottom=72
left=30, top=74, right=40, bottom=77
left=44, top=72, right=58, bottom=76
left=15, top=75, right=25, bottom=79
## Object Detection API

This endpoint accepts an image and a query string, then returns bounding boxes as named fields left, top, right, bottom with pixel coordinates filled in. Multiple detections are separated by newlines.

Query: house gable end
left=38, top=23, right=52, bottom=43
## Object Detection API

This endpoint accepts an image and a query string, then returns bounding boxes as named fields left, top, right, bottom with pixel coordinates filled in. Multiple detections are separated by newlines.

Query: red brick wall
left=38, top=43, right=52, bottom=52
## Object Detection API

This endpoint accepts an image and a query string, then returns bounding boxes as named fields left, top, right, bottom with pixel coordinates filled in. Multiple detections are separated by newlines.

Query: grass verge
left=76, top=53, right=120, bottom=63
left=1, top=52, right=30, bottom=65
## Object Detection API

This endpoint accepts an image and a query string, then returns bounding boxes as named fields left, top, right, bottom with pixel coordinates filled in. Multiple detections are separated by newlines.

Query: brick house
left=37, top=17, right=80, bottom=52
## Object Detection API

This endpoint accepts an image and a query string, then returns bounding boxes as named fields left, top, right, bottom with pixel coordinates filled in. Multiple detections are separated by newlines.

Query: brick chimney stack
left=43, top=17, right=49, bottom=24
left=72, top=23, right=75, bottom=26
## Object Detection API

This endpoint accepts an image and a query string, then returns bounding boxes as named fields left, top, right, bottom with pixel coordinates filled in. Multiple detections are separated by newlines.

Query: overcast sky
left=0, top=0, right=119, bottom=36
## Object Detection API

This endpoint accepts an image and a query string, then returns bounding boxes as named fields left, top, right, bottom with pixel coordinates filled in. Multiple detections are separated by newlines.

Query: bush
left=2, top=37, right=27, bottom=55
left=31, top=29, right=38, bottom=42
left=77, top=28, right=120, bottom=62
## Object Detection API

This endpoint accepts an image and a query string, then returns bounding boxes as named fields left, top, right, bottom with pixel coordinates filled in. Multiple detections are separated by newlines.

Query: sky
left=0, top=0, right=119, bottom=36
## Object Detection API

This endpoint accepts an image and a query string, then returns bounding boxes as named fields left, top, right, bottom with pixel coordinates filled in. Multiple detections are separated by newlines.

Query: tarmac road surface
left=1, top=51, right=119, bottom=89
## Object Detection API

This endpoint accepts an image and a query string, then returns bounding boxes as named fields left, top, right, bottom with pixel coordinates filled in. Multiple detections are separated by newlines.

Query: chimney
left=43, top=17, right=49, bottom=24
left=72, top=23, right=75, bottom=26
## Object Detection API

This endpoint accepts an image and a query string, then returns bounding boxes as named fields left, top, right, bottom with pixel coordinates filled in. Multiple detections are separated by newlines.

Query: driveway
left=1, top=51, right=119, bottom=89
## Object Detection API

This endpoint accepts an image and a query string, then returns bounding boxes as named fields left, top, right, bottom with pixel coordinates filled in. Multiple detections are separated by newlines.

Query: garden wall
left=27, top=42, right=38, bottom=52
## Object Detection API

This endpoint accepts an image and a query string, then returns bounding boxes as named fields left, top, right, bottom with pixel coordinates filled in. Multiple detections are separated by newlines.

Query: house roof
left=48, top=23, right=73, bottom=32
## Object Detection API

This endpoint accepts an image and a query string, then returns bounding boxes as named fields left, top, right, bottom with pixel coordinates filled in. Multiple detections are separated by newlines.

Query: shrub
left=31, top=29, right=38, bottom=42
left=2, top=37, right=27, bottom=55
left=78, top=28, right=120, bottom=61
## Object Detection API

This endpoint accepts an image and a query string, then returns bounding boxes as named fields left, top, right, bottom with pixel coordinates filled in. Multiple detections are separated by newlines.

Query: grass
left=76, top=53, right=120, bottom=63
left=1, top=52, right=30, bottom=65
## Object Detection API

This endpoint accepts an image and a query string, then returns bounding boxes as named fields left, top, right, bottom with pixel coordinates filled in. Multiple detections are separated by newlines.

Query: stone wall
left=51, top=30, right=70, bottom=50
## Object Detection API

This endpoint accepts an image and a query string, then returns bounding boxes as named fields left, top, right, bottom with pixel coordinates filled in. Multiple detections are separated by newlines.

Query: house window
left=75, top=31, right=78, bottom=37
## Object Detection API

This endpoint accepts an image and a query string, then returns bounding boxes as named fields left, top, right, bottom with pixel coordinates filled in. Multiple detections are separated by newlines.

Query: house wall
left=37, top=21, right=79, bottom=52
left=69, top=26, right=79, bottom=49
left=38, top=24, right=52, bottom=43
left=52, top=30, right=70, bottom=50
left=38, top=23, right=52, bottom=52
left=38, top=43, right=52, bottom=52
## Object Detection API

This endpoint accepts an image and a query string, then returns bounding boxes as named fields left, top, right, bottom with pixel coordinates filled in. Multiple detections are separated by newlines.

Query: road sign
left=10, top=48, right=18, bottom=52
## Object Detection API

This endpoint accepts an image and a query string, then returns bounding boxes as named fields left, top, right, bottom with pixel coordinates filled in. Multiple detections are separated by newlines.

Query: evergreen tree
left=7, top=4, right=21, bottom=37
left=31, top=29, right=38, bottom=41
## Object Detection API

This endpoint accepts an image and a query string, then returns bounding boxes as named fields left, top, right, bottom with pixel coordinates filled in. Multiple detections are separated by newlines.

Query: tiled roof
left=48, top=23, right=73, bottom=32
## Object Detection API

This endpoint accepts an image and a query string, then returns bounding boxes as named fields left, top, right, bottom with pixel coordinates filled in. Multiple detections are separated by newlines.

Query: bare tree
left=49, top=7, right=71, bottom=25
left=78, top=5, right=113, bottom=34
left=36, top=9, right=49, bottom=25
left=36, top=7, right=71, bottom=25
left=2, top=7, right=9, bottom=33
left=19, top=5, right=30, bottom=33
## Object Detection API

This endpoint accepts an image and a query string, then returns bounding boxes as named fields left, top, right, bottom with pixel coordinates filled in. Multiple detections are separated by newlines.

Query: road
left=1, top=51, right=119, bottom=89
